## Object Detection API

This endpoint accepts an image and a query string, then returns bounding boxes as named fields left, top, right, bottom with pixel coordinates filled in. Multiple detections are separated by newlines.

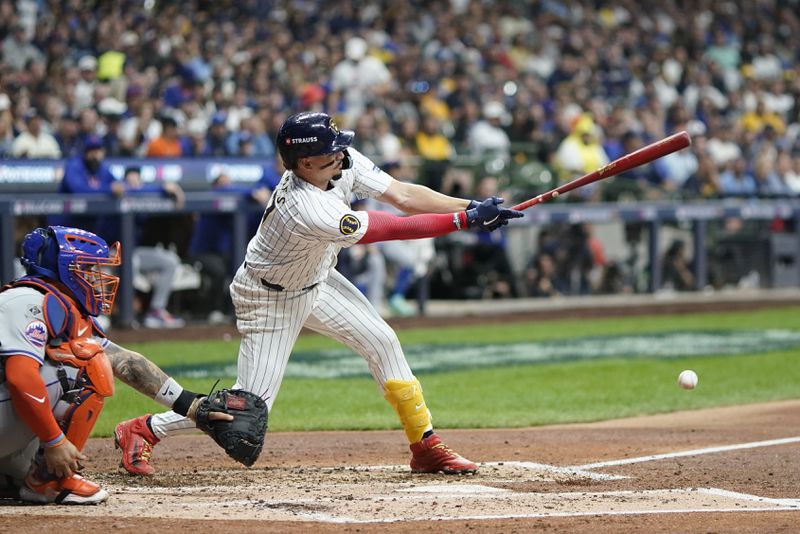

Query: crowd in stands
left=2, top=0, right=800, bottom=321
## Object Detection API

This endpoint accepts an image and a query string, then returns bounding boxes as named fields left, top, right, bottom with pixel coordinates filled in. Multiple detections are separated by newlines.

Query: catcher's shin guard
left=115, top=414, right=159, bottom=476
left=383, top=378, right=431, bottom=444
left=62, top=390, right=105, bottom=450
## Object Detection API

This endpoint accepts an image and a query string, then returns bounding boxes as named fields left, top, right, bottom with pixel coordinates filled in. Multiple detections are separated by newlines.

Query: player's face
left=301, top=151, right=345, bottom=182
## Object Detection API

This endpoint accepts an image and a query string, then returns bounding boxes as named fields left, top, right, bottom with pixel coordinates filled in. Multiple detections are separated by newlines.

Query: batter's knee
left=371, top=327, right=402, bottom=354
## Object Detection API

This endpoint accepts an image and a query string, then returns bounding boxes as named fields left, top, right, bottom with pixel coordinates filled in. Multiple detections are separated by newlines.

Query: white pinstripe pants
left=151, top=268, right=414, bottom=438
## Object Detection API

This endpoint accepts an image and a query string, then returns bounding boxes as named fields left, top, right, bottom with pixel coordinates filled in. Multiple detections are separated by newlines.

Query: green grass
left=94, top=306, right=800, bottom=436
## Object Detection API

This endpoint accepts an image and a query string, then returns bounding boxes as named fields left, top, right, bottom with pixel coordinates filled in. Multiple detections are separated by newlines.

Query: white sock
left=149, top=411, right=196, bottom=439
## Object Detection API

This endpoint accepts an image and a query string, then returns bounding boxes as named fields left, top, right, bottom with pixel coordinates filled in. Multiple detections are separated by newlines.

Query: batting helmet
left=276, top=112, right=354, bottom=170
left=20, top=226, right=121, bottom=316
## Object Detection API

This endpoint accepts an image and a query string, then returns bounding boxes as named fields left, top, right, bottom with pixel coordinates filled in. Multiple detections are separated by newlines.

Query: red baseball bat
left=512, top=130, right=692, bottom=211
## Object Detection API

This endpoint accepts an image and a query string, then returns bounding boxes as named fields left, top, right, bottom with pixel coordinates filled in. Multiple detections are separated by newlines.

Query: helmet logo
left=330, top=120, right=340, bottom=133
left=288, top=136, right=318, bottom=144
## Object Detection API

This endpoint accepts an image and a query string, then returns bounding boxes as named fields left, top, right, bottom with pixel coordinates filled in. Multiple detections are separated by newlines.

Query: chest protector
left=2, top=277, right=114, bottom=450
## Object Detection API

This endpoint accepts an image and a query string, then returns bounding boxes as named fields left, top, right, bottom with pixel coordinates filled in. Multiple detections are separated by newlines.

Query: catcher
left=0, top=226, right=264, bottom=504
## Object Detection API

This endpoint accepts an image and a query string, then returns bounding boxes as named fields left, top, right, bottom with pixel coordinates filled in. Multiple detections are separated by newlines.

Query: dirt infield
left=3, top=294, right=798, bottom=531
left=2, top=400, right=799, bottom=532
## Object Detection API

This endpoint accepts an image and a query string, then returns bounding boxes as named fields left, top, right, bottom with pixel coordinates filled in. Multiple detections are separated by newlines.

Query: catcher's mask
left=20, top=226, right=121, bottom=316
left=277, top=112, right=354, bottom=170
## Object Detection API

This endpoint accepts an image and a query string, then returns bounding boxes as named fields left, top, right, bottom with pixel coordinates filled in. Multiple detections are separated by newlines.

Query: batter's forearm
left=105, top=341, right=169, bottom=398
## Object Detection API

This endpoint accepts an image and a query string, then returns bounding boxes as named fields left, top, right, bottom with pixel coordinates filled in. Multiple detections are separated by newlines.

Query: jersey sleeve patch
left=24, top=320, right=48, bottom=349
left=339, top=214, right=361, bottom=235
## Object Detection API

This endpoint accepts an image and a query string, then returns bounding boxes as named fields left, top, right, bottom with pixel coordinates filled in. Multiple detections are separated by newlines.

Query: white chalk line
left=572, top=436, right=800, bottom=470
left=295, top=506, right=800, bottom=524
left=288, top=487, right=800, bottom=524
left=481, top=461, right=629, bottom=480
left=698, top=487, right=800, bottom=508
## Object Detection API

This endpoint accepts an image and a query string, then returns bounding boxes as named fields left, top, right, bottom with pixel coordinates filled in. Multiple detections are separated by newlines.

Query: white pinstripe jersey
left=235, top=147, right=393, bottom=291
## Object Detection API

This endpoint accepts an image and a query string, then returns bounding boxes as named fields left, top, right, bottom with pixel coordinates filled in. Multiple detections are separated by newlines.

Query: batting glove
left=465, top=197, right=524, bottom=231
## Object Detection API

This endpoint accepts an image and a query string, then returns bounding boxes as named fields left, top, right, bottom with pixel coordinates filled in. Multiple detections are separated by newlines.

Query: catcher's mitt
left=194, top=389, right=268, bottom=466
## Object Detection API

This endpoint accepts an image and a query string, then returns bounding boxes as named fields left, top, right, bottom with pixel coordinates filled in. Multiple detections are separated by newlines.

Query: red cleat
left=409, top=433, right=478, bottom=474
left=115, top=414, right=159, bottom=476
left=20, top=472, right=108, bottom=505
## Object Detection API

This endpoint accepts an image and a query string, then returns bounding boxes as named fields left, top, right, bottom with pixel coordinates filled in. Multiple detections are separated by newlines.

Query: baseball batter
left=0, top=226, right=230, bottom=504
left=117, top=112, right=522, bottom=475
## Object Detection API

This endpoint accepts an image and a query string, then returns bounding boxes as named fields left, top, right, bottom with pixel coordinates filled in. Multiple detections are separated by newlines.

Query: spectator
left=719, top=157, right=757, bottom=198
left=97, top=97, right=127, bottom=156
left=661, top=239, right=695, bottom=291
left=57, top=135, right=121, bottom=197
left=2, top=23, right=43, bottom=71
left=603, top=131, right=661, bottom=201
left=146, top=116, right=183, bottom=157
left=0, top=94, right=15, bottom=157
left=466, top=176, right=518, bottom=299
left=467, top=101, right=512, bottom=159
left=120, top=167, right=187, bottom=329
left=360, top=156, right=436, bottom=316
left=741, top=100, right=786, bottom=136
left=781, top=151, right=800, bottom=195
left=526, top=252, right=565, bottom=298
left=74, top=55, right=98, bottom=111
left=205, top=112, right=232, bottom=156
left=119, top=98, right=160, bottom=157
left=75, top=108, right=101, bottom=153
left=2, top=0, right=800, bottom=302
left=753, top=149, right=792, bottom=198
left=415, top=114, right=453, bottom=192
left=187, top=171, right=274, bottom=323
left=330, top=36, right=392, bottom=126
left=553, top=114, right=609, bottom=201
left=226, top=116, right=274, bottom=158
left=685, top=151, right=723, bottom=200
left=706, top=120, right=743, bottom=169
left=181, top=117, right=209, bottom=156
left=338, top=242, right=387, bottom=313
left=53, top=113, right=82, bottom=157
left=11, top=109, right=61, bottom=159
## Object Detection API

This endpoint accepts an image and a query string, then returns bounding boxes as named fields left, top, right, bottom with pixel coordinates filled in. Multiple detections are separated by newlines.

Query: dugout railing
left=2, top=193, right=800, bottom=327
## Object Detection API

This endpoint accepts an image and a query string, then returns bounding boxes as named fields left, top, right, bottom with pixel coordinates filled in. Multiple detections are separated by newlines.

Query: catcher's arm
left=105, top=341, right=233, bottom=422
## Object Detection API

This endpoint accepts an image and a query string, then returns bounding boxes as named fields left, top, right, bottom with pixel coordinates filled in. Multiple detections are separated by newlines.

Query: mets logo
left=24, top=320, right=48, bottom=348
left=339, top=214, right=361, bottom=235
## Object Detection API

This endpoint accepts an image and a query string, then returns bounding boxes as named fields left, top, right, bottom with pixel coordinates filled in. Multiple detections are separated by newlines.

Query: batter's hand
left=187, top=396, right=235, bottom=423
left=43, top=438, right=87, bottom=478
left=465, top=197, right=524, bottom=231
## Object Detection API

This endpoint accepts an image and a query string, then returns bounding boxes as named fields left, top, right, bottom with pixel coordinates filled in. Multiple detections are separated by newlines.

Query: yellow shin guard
left=384, top=378, right=431, bottom=443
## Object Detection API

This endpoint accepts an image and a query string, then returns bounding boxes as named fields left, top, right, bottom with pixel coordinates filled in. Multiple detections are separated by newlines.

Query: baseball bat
left=511, top=130, right=692, bottom=211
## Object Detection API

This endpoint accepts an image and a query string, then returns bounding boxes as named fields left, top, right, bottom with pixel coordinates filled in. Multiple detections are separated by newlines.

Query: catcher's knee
left=384, top=377, right=431, bottom=443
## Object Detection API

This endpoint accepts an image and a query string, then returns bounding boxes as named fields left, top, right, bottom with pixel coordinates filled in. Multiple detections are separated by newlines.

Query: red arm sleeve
left=357, top=210, right=468, bottom=244
left=6, top=355, right=65, bottom=447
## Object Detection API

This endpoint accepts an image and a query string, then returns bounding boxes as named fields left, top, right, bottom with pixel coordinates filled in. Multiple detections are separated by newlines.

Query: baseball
left=552, top=191, right=560, bottom=198
left=678, top=370, right=698, bottom=390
